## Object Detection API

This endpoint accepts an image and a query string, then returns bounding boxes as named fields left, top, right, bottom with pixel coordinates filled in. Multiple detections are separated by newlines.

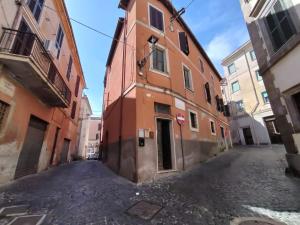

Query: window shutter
left=223, top=105, right=230, bottom=117
left=71, top=101, right=77, bottom=119
left=179, top=32, right=189, bottom=55
left=66, top=56, right=72, bottom=81
left=150, top=6, right=164, bottom=32
left=205, top=82, right=211, bottom=104
left=75, top=76, right=80, bottom=97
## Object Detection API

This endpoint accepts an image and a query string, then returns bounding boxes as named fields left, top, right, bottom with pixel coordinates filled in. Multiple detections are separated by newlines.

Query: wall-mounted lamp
left=137, top=35, right=159, bottom=71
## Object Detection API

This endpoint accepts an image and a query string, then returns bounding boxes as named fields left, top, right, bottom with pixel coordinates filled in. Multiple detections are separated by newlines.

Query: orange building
left=0, top=0, right=85, bottom=184
left=102, top=0, right=231, bottom=182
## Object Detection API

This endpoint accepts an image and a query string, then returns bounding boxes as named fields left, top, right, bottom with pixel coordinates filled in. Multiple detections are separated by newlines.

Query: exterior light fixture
left=137, top=35, right=159, bottom=71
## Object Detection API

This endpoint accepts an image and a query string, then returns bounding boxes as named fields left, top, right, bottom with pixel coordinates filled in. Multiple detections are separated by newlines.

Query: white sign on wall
left=175, top=97, right=185, bottom=111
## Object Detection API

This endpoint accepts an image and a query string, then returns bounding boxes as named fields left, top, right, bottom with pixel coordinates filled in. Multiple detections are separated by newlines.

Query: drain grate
left=0, top=205, right=29, bottom=217
left=7, top=215, right=46, bottom=225
left=126, top=201, right=162, bottom=220
left=231, top=218, right=286, bottom=225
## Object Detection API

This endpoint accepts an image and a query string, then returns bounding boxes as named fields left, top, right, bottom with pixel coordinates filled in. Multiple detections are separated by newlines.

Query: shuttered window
left=205, top=82, right=211, bottom=104
left=200, top=59, right=204, bottom=73
left=75, top=76, right=80, bottom=97
left=179, top=32, right=189, bottom=55
left=71, top=101, right=77, bottom=119
left=265, top=0, right=295, bottom=51
left=55, top=25, right=64, bottom=59
left=149, top=5, right=164, bottom=32
left=28, top=0, right=44, bottom=21
left=66, top=56, right=73, bottom=81
left=0, top=100, right=9, bottom=130
left=216, top=96, right=224, bottom=112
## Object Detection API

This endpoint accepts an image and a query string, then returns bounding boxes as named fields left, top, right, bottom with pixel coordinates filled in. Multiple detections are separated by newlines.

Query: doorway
left=60, top=139, right=70, bottom=164
left=12, top=20, right=35, bottom=56
left=243, top=127, right=254, bottom=145
left=50, top=127, right=60, bottom=165
left=264, top=117, right=282, bottom=144
left=15, top=116, right=48, bottom=179
left=156, top=118, right=173, bottom=171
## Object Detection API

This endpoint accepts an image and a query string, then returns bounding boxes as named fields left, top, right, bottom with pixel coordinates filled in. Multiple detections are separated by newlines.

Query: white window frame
left=149, top=43, right=170, bottom=77
left=182, top=63, right=194, bottom=92
left=188, top=109, right=199, bottom=132
left=231, top=80, right=240, bottom=93
left=148, top=3, right=165, bottom=34
left=250, top=50, right=256, bottom=61
left=228, top=63, right=236, bottom=75
left=209, top=119, right=216, bottom=136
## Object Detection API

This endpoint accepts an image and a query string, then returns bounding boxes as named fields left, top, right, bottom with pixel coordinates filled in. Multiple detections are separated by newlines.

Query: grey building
left=240, top=0, right=300, bottom=174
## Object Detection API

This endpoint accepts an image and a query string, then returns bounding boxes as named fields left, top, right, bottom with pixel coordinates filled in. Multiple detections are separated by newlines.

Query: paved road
left=0, top=145, right=300, bottom=225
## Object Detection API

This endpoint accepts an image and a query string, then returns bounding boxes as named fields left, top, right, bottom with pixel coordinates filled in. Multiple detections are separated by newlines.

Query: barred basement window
left=0, top=100, right=9, bottom=130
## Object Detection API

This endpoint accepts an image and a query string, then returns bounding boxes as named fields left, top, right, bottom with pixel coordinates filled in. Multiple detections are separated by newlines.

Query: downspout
left=244, top=50, right=260, bottom=145
left=118, top=14, right=128, bottom=173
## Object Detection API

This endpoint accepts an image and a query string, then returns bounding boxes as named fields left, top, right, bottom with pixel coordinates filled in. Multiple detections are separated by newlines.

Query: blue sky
left=65, top=0, right=249, bottom=115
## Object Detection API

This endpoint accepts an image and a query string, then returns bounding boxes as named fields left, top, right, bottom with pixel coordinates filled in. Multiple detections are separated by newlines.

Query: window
left=231, top=81, right=240, bottom=93
left=96, top=133, right=99, bottom=140
left=220, top=126, right=225, bottom=139
left=210, top=120, right=216, bottom=135
left=66, top=56, right=73, bottom=81
left=75, top=76, right=80, bottom=97
left=152, top=46, right=167, bottom=73
left=228, top=63, right=236, bottom=75
left=154, top=102, right=171, bottom=114
left=216, top=96, right=224, bottom=112
left=256, top=70, right=263, bottom=81
left=179, top=32, right=189, bottom=55
left=262, top=91, right=270, bottom=104
left=205, top=82, right=211, bottom=104
left=71, top=101, right=77, bottom=119
left=236, top=100, right=244, bottom=112
left=199, top=59, right=204, bottom=73
left=250, top=50, right=256, bottom=61
left=183, top=66, right=193, bottom=91
left=0, top=100, right=9, bottom=130
left=265, top=0, right=295, bottom=51
left=149, top=5, right=164, bottom=32
left=189, top=110, right=199, bottom=131
left=98, top=123, right=101, bottom=131
left=55, top=25, right=64, bottom=59
left=224, top=105, right=231, bottom=117
left=28, top=0, right=44, bottom=21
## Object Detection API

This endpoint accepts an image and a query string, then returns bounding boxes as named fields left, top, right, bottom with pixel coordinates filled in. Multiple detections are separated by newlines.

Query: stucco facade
left=0, top=0, right=85, bottom=184
left=102, top=0, right=231, bottom=183
left=222, top=41, right=281, bottom=146
left=240, top=0, right=300, bottom=174
left=76, top=95, right=92, bottom=159
left=88, top=117, right=101, bottom=157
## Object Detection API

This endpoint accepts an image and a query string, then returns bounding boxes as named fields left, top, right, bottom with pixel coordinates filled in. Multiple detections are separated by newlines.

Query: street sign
left=176, top=113, right=185, bottom=125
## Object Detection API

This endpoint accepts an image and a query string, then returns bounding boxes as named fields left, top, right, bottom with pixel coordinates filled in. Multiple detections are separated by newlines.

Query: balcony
left=0, top=28, right=71, bottom=107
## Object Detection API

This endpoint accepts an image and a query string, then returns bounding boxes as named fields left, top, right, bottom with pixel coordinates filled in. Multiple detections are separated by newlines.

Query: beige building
left=76, top=95, right=92, bottom=159
left=87, top=117, right=101, bottom=157
left=240, top=0, right=300, bottom=174
left=0, top=0, right=85, bottom=184
left=222, top=41, right=281, bottom=145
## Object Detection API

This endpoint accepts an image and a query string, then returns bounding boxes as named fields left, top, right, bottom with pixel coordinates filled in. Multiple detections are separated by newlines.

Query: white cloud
left=205, top=27, right=249, bottom=63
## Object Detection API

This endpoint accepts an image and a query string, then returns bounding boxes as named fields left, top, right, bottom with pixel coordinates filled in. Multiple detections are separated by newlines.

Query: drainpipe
left=244, top=50, right=260, bottom=145
left=118, top=14, right=128, bottom=174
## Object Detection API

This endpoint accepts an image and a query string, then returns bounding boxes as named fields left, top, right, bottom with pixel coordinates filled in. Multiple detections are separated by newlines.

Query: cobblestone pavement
left=0, top=145, right=300, bottom=225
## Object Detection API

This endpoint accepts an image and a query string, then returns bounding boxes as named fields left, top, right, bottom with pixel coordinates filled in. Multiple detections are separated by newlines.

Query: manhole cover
left=0, top=205, right=29, bottom=217
left=8, top=215, right=46, bottom=225
left=126, top=201, right=162, bottom=220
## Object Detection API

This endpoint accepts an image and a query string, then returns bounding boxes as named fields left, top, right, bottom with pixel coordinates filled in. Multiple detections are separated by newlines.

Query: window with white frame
left=236, top=100, right=245, bottom=112
left=210, top=120, right=216, bottom=135
left=256, top=70, right=263, bottom=81
left=250, top=50, right=256, bottom=61
left=151, top=46, right=168, bottom=74
left=149, top=5, right=164, bottom=32
left=27, top=0, right=44, bottom=22
left=231, top=81, right=240, bottom=93
left=183, top=65, right=193, bottom=91
left=189, top=110, right=199, bottom=131
left=228, top=63, right=236, bottom=75
left=262, top=91, right=270, bottom=104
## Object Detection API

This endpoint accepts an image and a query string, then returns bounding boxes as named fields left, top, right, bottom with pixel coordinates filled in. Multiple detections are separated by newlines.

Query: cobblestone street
left=0, top=145, right=300, bottom=225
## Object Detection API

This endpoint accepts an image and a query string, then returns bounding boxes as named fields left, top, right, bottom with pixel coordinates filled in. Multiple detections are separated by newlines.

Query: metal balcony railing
left=0, top=28, right=71, bottom=106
